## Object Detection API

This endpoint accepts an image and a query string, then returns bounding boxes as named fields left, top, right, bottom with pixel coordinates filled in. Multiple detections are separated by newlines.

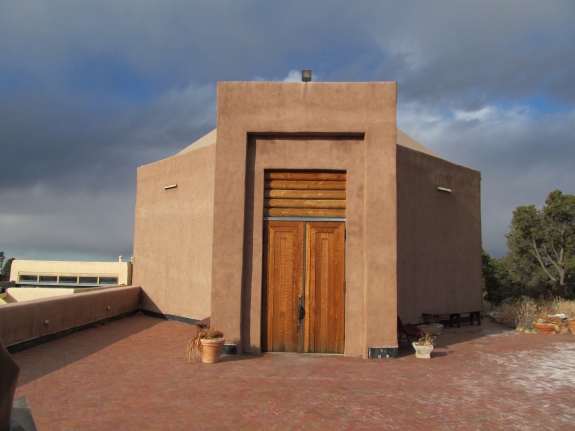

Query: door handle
left=297, top=295, right=305, bottom=324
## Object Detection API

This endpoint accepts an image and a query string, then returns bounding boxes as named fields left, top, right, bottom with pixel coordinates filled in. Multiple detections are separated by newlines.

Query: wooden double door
left=262, top=220, right=345, bottom=353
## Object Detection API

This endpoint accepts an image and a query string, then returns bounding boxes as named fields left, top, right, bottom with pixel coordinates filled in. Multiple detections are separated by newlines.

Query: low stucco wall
left=397, top=146, right=483, bottom=324
left=0, top=286, right=141, bottom=347
left=133, top=144, right=214, bottom=321
left=1, top=288, right=72, bottom=304
left=0, top=337, right=19, bottom=431
left=0, top=286, right=125, bottom=304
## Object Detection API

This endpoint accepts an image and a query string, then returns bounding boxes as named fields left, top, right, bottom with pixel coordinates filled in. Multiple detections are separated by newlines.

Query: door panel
left=262, top=221, right=345, bottom=354
left=262, top=221, right=303, bottom=352
left=304, top=222, right=345, bottom=354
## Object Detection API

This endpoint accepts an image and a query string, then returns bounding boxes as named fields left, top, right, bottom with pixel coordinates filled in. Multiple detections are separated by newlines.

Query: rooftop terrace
left=12, top=314, right=575, bottom=430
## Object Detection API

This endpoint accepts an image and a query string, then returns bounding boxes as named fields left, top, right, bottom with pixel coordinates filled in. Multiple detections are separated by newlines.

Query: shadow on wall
left=140, top=290, right=162, bottom=314
left=396, top=146, right=482, bottom=324
left=14, top=314, right=162, bottom=387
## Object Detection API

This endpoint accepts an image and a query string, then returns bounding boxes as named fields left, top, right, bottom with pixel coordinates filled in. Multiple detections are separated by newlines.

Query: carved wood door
left=262, top=221, right=345, bottom=354
left=303, top=222, right=345, bottom=354
left=262, top=221, right=304, bottom=353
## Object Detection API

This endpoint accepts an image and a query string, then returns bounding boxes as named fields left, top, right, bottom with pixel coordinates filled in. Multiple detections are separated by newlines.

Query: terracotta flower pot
left=200, top=338, right=225, bottom=363
left=533, top=322, right=556, bottom=335
left=568, top=320, right=575, bottom=334
left=412, top=342, right=433, bottom=359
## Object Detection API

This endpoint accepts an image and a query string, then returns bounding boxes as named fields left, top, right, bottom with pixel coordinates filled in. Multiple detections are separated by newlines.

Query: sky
left=1, top=1, right=574, bottom=262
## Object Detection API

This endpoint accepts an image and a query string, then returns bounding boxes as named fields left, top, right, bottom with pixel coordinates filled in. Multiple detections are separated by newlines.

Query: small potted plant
left=533, top=310, right=563, bottom=334
left=533, top=319, right=556, bottom=334
left=412, top=333, right=436, bottom=359
left=187, top=327, right=225, bottom=363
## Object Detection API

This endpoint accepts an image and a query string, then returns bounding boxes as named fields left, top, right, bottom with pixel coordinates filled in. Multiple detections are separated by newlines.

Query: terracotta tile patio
left=13, top=314, right=575, bottom=430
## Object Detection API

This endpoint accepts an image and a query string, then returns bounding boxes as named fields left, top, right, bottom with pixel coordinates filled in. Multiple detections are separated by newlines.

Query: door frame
left=262, top=216, right=346, bottom=354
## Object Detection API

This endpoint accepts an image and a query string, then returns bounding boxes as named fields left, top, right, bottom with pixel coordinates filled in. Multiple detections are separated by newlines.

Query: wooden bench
left=422, top=311, right=482, bottom=328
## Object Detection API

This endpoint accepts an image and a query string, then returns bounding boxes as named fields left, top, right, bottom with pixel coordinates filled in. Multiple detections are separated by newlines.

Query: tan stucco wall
left=10, top=260, right=132, bottom=285
left=0, top=286, right=141, bottom=346
left=132, top=144, right=215, bottom=320
left=396, top=146, right=483, bottom=324
left=211, top=82, right=398, bottom=357
left=0, top=286, right=124, bottom=304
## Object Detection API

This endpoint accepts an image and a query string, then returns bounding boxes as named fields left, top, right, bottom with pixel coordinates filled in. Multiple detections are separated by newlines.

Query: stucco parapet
left=137, top=137, right=216, bottom=170
left=217, top=81, right=397, bottom=133
left=0, top=285, right=140, bottom=309
left=0, top=286, right=142, bottom=347
left=398, top=145, right=482, bottom=178
left=399, top=144, right=481, bottom=174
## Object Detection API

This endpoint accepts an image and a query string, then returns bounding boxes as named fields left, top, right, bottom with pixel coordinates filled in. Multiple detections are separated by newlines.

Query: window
left=79, top=277, right=98, bottom=284
left=39, top=275, right=57, bottom=283
left=19, top=275, right=38, bottom=282
left=59, top=276, right=78, bottom=283
left=99, top=277, right=118, bottom=285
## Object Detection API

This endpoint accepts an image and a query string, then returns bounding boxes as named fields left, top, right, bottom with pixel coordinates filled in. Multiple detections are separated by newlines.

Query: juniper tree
left=506, top=190, right=575, bottom=298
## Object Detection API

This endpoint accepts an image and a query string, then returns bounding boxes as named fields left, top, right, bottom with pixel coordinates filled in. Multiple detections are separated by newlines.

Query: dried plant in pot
left=187, top=328, right=225, bottom=363
left=533, top=309, right=563, bottom=335
left=533, top=320, right=556, bottom=334
left=412, top=333, right=436, bottom=359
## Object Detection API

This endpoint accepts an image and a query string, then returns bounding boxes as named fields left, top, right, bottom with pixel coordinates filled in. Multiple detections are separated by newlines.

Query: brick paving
left=13, top=314, right=575, bottom=430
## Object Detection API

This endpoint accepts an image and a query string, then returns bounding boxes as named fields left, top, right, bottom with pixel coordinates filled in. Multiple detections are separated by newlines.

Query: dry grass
left=491, top=297, right=575, bottom=331
left=416, top=333, right=436, bottom=346
left=549, top=298, right=575, bottom=317
left=513, top=299, right=537, bottom=330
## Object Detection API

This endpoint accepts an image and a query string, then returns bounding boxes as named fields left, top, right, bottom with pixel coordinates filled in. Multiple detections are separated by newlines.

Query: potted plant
left=533, top=320, right=556, bottom=334
left=533, top=313, right=565, bottom=334
left=187, top=327, right=225, bottom=363
left=532, top=309, right=573, bottom=334
left=412, top=333, right=436, bottom=359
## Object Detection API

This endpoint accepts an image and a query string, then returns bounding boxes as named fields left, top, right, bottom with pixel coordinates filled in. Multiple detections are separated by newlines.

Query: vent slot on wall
left=264, top=171, right=346, bottom=218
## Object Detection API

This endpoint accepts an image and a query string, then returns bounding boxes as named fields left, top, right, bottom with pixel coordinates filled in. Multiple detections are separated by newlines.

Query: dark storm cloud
left=0, top=186, right=134, bottom=259
left=1, top=0, right=574, bottom=260
left=0, top=82, right=215, bottom=191
left=372, top=2, right=575, bottom=106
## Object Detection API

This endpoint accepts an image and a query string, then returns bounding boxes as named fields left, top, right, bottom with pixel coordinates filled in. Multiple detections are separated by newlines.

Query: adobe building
left=132, top=80, right=482, bottom=359
left=9, top=259, right=132, bottom=287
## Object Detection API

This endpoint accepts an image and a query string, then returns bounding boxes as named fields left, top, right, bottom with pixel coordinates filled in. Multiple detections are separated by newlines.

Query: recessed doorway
left=261, top=171, right=346, bottom=354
